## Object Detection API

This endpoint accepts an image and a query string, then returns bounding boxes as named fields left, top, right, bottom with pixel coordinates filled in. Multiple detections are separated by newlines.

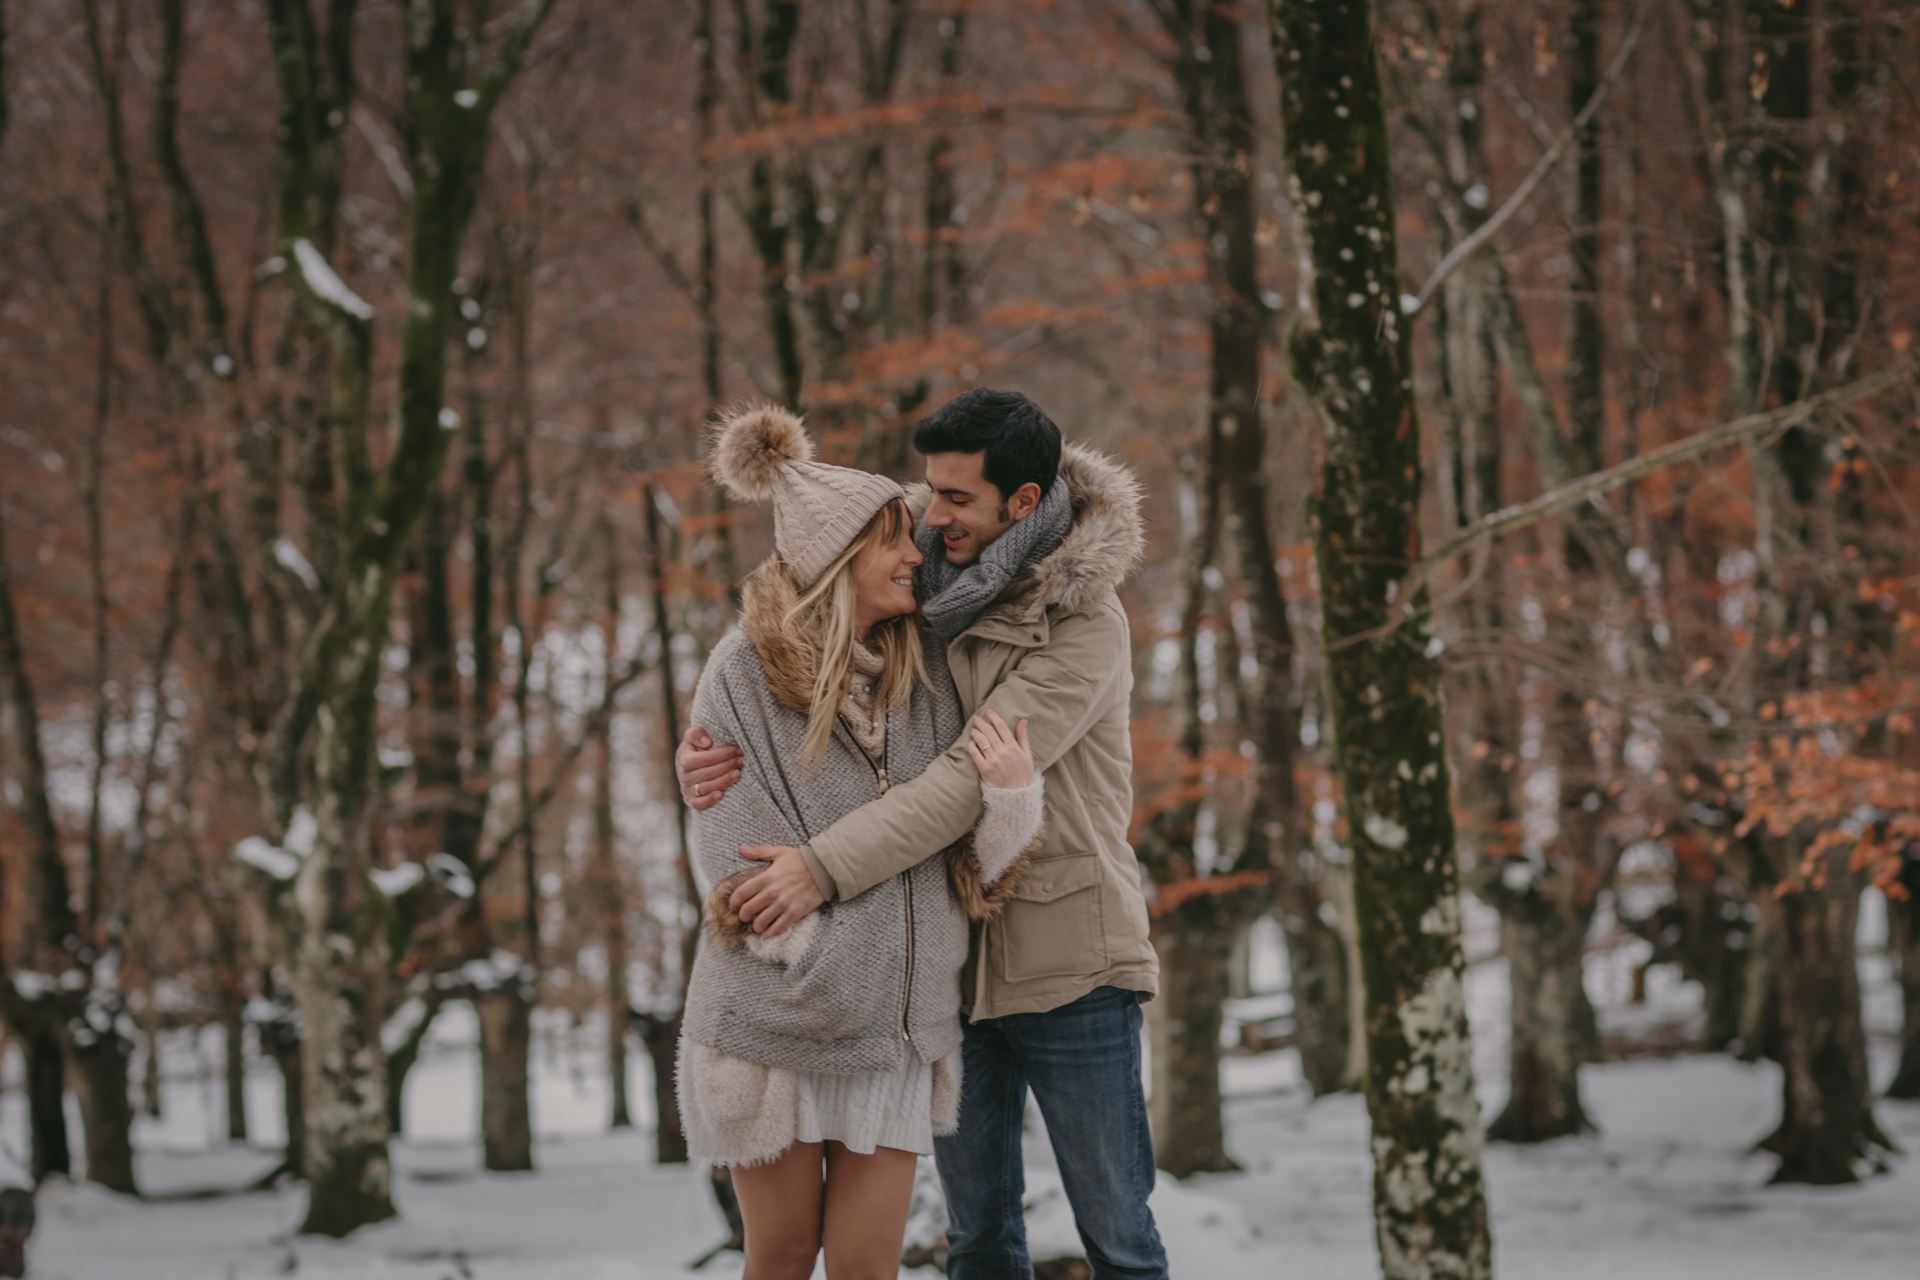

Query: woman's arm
left=967, top=711, right=1042, bottom=887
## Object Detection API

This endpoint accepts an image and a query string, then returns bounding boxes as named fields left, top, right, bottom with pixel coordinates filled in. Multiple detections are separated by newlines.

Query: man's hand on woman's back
left=677, top=725, right=741, bottom=811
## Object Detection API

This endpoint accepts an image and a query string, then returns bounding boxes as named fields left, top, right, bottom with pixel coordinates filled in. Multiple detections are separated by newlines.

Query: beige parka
left=806, top=444, right=1157, bottom=1020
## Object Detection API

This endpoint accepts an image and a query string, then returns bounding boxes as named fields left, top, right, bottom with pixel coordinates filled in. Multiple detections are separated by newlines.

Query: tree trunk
left=68, top=1032, right=138, bottom=1194
left=607, top=1002, right=632, bottom=1131
left=644, top=489, right=698, bottom=1164
left=1887, top=862, right=1920, bottom=1098
left=739, top=2, right=806, bottom=408
left=25, top=1025, right=71, bottom=1183
left=1276, top=894, right=1353, bottom=1097
left=594, top=527, right=632, bottom=1131
left=1147, top=910, right=1239, bottom=1176
left=142, top=1019, right=163, bottom=1121
left=224, top=1005, right=249, bottom=1142
left=1267, top=0, right=1494, bottom=1273
left=290, top=882, right=394, bottom=1234
left=290, top=593, right=399, bottom=1235
left=258, top=0, right=552, bottom=1235
left=384, top=993, right=444, bottom=1137
left=638, top=1015, right=689, bottom=1165
left=1486, top=889, right=1592, bottom=1142
left=477, top=987, right=535, bottom=1173
left=1158, top=0, right=1348, bottom=1118
left=1761, top=846, right=1881, bottom=1184
left=262, top=1007, right=305, bottom=1177
left=707, top=1167, right=748, bottom=1255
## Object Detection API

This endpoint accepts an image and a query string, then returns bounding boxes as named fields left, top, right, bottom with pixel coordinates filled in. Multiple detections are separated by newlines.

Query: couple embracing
left=672, top=389, right=1169, bottom=1280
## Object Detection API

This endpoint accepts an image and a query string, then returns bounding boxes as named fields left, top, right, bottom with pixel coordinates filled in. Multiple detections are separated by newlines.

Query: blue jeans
left=935, top=986, right=1169, bottom=1280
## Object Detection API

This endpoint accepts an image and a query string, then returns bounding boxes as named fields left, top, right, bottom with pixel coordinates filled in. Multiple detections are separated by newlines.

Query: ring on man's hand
left=694, top=782, right=703, bottom=798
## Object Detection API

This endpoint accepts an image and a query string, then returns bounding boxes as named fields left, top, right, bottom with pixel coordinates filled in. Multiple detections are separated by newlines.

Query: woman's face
left=851, top=520, right=924, bottom=633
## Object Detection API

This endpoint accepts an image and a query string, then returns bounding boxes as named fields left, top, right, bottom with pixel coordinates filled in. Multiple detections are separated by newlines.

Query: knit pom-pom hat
left=709, top=404, right=906, bottom=587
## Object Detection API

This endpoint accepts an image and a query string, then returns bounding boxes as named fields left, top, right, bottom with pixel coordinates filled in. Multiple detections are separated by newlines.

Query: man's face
left=923, top=451, right=1021, bottom=567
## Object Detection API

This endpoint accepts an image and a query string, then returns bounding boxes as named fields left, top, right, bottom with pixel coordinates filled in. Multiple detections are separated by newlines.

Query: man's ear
left=1006, top=481, right=1043, bottom=521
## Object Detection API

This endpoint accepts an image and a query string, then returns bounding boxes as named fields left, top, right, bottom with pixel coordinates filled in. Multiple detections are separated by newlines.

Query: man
left=677, top=389, right=1167, bottom=1279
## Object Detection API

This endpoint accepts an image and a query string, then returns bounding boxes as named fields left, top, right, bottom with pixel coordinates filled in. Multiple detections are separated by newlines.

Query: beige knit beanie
left=709, top=404, right=906, bottom=587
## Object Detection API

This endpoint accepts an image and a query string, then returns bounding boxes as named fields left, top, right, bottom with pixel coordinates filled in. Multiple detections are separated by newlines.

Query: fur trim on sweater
left=704, top=867, right=821, bottom=964
left=974, top=776, right=1044, bottom=886
left=943, top=831, right=1038, bottom=922
left=678, top=1038, right=798, bottom=1167
left=736, top=563, right=819, bottom=714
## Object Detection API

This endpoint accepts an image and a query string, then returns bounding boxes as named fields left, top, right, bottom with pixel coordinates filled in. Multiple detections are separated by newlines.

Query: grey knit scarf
left=918, top=476, right=1072, bottom=642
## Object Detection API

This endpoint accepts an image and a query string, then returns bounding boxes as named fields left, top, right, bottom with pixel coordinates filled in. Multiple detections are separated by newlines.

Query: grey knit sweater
left=681, top=620, right=969, bottom=1075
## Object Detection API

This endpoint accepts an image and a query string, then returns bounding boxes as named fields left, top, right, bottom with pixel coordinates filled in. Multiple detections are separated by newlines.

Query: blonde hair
left=785, top=498, right=929, bottom=766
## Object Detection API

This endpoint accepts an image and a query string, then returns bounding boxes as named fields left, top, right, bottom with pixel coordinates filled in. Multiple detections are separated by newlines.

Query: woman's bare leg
left=730, top=1141, right=827, bottom=1280
left=820, top=1142, right=919, bottom=1280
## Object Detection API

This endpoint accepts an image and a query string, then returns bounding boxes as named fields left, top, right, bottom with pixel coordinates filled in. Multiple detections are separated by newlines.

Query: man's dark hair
left=912, top=389, right=1062, bottom=499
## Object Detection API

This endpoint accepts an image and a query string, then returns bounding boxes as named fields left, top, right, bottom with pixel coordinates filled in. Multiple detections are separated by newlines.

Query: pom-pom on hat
left=709, top=403, right=907, bottom=587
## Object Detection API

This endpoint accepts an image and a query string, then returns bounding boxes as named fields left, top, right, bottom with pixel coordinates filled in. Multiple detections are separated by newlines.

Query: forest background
left=1, top=0, right=1918, bottom=1276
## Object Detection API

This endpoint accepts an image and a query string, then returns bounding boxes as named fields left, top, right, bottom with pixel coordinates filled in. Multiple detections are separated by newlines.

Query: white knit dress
left=686, top=644, right=1042, bottom=1161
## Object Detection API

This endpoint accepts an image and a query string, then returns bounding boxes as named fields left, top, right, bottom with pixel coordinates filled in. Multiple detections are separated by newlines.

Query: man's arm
left=783, top=602, right=1128, bottom=903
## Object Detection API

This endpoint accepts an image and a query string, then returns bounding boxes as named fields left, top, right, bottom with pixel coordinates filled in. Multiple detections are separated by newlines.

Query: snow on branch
left=236, top=837, right=299, bottom=881
left=234, top=807, right=318, bottom=881
left=369, top=862, right=426, bottom=897
left=273, top=536, right=322, bottom=592
left=292, top=239, right=374, bottom=322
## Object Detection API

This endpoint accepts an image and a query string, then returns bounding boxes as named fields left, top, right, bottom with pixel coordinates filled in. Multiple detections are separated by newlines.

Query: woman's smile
left=852, top=522, right=925, bottom=634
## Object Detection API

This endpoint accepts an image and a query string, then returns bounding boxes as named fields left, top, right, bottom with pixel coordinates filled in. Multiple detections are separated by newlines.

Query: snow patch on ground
left=12, top=919, right=1918, bottom=1277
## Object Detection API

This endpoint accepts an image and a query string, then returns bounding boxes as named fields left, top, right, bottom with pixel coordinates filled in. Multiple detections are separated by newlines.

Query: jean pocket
left=996, top=853, right=1107, bottom=982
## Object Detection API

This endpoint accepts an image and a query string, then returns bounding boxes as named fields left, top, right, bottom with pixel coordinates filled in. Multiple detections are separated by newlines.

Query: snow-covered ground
left=12, top=904, right=1919, bottom=1278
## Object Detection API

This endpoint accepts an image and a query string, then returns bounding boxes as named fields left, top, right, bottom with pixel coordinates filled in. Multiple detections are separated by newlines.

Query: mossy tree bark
left=1266, top=1, right=1493, bottom=1275
left=262, top=0, right=553, bottom=1237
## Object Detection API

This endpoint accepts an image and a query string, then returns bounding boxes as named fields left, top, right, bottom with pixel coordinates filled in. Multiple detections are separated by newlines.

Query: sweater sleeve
left=972, top=775, right=1043, bottom=886
left=808, top=602, right=1129, bottom=902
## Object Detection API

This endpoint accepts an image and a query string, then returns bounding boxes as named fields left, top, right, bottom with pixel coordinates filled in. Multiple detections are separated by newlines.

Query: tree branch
left=1404, top=0, right=1650, bottom=320
left=1420, top=354, right=1920, bottom=574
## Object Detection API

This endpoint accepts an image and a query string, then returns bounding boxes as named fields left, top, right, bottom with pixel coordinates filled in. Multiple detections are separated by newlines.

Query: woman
left=678, top=404, right=1043, bottom=1280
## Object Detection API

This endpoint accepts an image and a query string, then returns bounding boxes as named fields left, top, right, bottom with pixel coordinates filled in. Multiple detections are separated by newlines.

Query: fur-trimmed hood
left=906, top=442, right=1146, bottom=622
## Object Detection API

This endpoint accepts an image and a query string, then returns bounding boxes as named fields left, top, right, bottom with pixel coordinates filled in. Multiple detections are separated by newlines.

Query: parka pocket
left=996, top=852, right=1107, bottom=982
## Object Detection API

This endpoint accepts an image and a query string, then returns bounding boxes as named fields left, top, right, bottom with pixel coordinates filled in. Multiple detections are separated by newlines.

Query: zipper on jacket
left=840, top=715, right=913, bottom=1045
